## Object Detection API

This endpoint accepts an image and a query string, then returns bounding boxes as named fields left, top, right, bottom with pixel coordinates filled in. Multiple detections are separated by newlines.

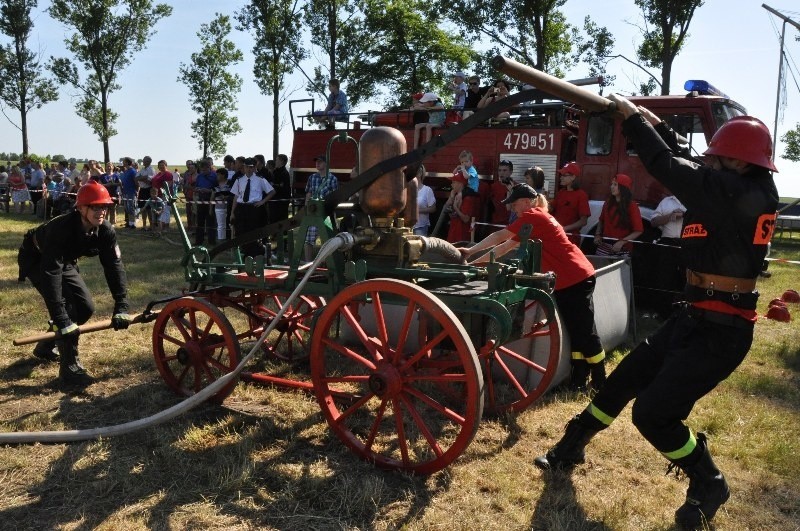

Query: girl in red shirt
left=594, top=173, right=643, bottom=255
left=552, top=162, right=590, bottom=246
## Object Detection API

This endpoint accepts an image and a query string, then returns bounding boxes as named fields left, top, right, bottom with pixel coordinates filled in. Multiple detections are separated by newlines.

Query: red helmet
left=782, top=289, right=800, bottom=303
left=766, top=305, right=791, bottom=322
left=704, top=116, right=778, bottom=172
left=75, top=181, right=114, bottom=207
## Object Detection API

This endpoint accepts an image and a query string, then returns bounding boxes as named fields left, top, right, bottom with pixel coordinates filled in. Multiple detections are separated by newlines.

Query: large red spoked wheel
left=152, top=297, right=241, bottom=402
left=252, top=294, right=324, bottom=362
left=483, top=295, right=561, bottom=414
left=310, top=279, right=483, bottom=475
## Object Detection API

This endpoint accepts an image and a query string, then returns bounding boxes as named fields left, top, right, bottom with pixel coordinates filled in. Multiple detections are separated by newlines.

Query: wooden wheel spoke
left=492, top=351, right=528, bottom=399
left=392, top=398, right=410, bottom=466
left=399, top=329, right=450, bottom=373
left=169, top=314, right=191, bottom=342
left=403, top=385, right=466, bottom=425
left=157, top=332, right=184, bottom=348
left=495, top=346, right=547, bottom=373
left=398, top=394, right=444, bottom=458
left=205, top=354, right=232, bottom=372
left=391, top=301, right=417, bottom=364
left=321, top=337, right=377, bottom=371
left=176, top=364, right=191, bottom=386
left=334, top=392, right=376, bottom=423
left=370, top=291, right=390, bottom=359
left=364, top=399, right=389, bottom=453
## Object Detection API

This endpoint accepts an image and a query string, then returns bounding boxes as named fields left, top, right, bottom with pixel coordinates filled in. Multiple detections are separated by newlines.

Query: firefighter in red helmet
left=18, top=181, right=131, bottom=386
left=534, top=98, right=779, bottom=530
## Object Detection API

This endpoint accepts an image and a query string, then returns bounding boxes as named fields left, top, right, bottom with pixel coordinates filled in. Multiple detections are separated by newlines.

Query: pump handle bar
left=13, top=312, right=157, bottom=346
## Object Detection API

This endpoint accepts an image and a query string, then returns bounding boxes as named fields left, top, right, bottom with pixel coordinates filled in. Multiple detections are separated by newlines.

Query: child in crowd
left=454, top=150, right=479, bottom=196
left=8, top=167, right=31, bottom=213
left=412, top=92, right=446, bottom=148
left=143, top=187, right=166, bottom=235
left=213, top=168, right=232, bottom=242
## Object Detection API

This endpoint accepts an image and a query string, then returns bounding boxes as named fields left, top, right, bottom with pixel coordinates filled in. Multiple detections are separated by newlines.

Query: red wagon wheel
left=152, top=297, right=241, bottom=402
left=252, top=294, right=324, bottom=362
left=483, top=295, right=561, bottom=414
left=310, top=279, right=483, bottom=475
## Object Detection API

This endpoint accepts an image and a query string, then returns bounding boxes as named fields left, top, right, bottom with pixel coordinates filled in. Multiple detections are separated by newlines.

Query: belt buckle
left=706, top=281, right=714, bottom=297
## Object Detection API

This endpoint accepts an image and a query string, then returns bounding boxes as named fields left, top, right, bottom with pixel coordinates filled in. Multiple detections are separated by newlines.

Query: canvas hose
left=0, top=234, right=356, bottom=445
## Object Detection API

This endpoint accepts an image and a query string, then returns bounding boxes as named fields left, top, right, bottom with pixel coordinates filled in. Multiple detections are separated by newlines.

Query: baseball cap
left=502, top=183, right=538, bottom=204
left=419, top=92, right=439, bottom=103
left=313, top=155, right=326, bottom=162
left=614, top=173, right=633, bottom=190
left=244, top=157, right=256, bottom=166
left=558, top=162, right=581, bottom=176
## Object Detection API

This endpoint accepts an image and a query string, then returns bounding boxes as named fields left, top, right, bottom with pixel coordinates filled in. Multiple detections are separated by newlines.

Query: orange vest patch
left=753, top=213, right=777, bottom=244
left=682, top=223, right=707, bottom=238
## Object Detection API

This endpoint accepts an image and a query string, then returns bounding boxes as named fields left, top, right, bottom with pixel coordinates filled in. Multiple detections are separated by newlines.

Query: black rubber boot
left=569, top=361, right=589, bottom=391
left=58, top=337, right=94, bottom=387
left=33, top=339, right=60, bottom=362
left=534, top=415, right=599, bottom=470
left=673, top=433, right=730, bottom=529
left=589, top=361, right=606, bottom=392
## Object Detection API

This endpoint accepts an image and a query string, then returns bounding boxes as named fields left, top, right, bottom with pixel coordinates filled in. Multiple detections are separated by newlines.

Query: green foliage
left=178, top=14, right=243, bottom=159
left=47, top=0, right=172, bottom=162
left=237, top=0, right=307, bottom=158
left=781, top=123, right=800, bottom=162
left=362, top=0, right=475, bottom=108
left=0, top=0, right=59, bottom=154
left=633, top=0, right=704, bottom=95
left=571, top=16, right=616, bottom=90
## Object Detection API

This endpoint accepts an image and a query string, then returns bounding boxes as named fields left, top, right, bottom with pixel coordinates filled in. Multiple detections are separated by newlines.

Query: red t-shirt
left=489, top=180, right=510, bottom=225
left=508, top=207, right=594, bottom=290
left=447, top=194, right=479, bottom=243
left=552, top=188, right=590, bottom=245
left=599, top=199, right=643, bottom=252
left=151, top=171, right=173, bottom=197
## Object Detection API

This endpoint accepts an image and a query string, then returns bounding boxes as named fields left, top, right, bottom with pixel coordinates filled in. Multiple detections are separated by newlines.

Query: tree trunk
left=21, top=109, right=29, bottom=156
left=101, top=90, right=110, bottom=163
left=272, top=80, right=279, bottom=160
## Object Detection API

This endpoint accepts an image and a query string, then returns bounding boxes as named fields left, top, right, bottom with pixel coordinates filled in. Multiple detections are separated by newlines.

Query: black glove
left=111, top=313, right=131, bottom=330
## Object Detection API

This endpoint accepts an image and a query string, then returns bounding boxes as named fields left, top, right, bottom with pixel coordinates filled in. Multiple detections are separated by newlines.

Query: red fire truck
left=289, top=80, right=746, bottom=244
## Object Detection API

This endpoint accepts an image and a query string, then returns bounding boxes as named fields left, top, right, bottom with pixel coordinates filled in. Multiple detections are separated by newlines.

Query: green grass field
left=0, top=210, right=798, bottom=530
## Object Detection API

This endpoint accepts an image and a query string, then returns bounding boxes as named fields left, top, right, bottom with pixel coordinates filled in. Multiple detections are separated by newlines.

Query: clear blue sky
left=2, top=0, right=800, bottom=197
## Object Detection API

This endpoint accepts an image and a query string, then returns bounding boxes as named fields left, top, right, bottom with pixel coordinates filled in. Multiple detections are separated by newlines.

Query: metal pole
left=772, top=20, right=786, bottom=162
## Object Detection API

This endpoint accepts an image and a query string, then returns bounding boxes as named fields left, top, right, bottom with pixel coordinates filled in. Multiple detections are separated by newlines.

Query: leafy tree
left=633, top=0, right=704, bottom=95
left=0, top=0, right=59, bottom=155
left=363, top=0, right=474, bottom=109
left=302, top=0, right=380, bottom=107
left=178, top=14, right=243, bottom=159
left=237, top=0, right=307, bottom=159
left=782, top=123, right=800, bottom=163
left=571, top=16, right=616, bottom=92
left=448, top=0, right=575, bottom=77
left=48, top=0, right=172, bottom=162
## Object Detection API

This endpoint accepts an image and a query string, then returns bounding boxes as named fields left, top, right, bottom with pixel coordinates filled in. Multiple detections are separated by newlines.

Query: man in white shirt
left=136, top=156, right=155, bottom=230
left=230, top=158, right=275, bottom=257
left=413, top=165, right=437, bottom=235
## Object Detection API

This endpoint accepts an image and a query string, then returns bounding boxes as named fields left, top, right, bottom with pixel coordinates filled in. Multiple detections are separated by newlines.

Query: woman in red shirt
left=594, top=173, right=643, bottom=255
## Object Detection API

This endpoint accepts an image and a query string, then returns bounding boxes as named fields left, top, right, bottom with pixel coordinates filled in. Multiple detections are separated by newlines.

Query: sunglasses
left=88, top=205, right=109, bottom=212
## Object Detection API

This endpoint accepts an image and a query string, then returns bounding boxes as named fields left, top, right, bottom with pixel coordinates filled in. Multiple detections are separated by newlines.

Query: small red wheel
left=483, top=295, right=561, bottom=414
left=310, top=279, right=483, bottom=475
left=152, top=297, right=241, bottom=402
left=252, top=294, right=324, bottom=362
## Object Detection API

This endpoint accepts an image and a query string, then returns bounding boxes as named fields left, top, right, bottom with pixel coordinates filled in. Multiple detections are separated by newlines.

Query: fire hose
left=1, top=233, right=360, bottom=445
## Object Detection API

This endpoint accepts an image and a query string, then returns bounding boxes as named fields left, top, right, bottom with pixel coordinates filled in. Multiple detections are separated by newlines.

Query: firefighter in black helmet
left=18, top=181, right=131, bottom=386
left=534, top=95, right=779, bottom=530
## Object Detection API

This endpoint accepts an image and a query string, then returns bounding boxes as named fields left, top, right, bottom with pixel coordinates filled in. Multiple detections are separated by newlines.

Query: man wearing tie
left=230, top=158, right=275, bottom=257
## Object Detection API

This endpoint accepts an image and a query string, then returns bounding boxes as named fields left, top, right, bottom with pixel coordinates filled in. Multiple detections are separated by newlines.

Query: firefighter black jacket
left=19, top=210, right=129, bottom=327
left=622, top=114, right=779, bottom=290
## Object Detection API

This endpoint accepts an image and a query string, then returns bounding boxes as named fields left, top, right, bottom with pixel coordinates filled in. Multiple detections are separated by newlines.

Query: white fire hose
left=0, top=233, right=357, bottom=445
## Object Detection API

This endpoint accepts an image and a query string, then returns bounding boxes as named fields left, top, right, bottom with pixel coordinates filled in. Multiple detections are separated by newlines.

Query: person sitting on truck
left=413, top=92, right=447, bottom=148
left=449, top=71, right=467, bottom=110
left=593, top=173, right=643, bottom=256
left=534, top=94, right=779, bottom=531
left=312, top=78, right=349, bottom=129
left=459, top=183, right=606, bottom=391
left=477, top=79, right=512, bottom=121
left=552, top=162, right=590, bottom=246
left=463, top=76, right=488, bottom=118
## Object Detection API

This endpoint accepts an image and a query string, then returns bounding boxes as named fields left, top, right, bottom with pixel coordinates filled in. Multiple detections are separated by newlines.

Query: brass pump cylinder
left=359, top=127, right=407, bottom=217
